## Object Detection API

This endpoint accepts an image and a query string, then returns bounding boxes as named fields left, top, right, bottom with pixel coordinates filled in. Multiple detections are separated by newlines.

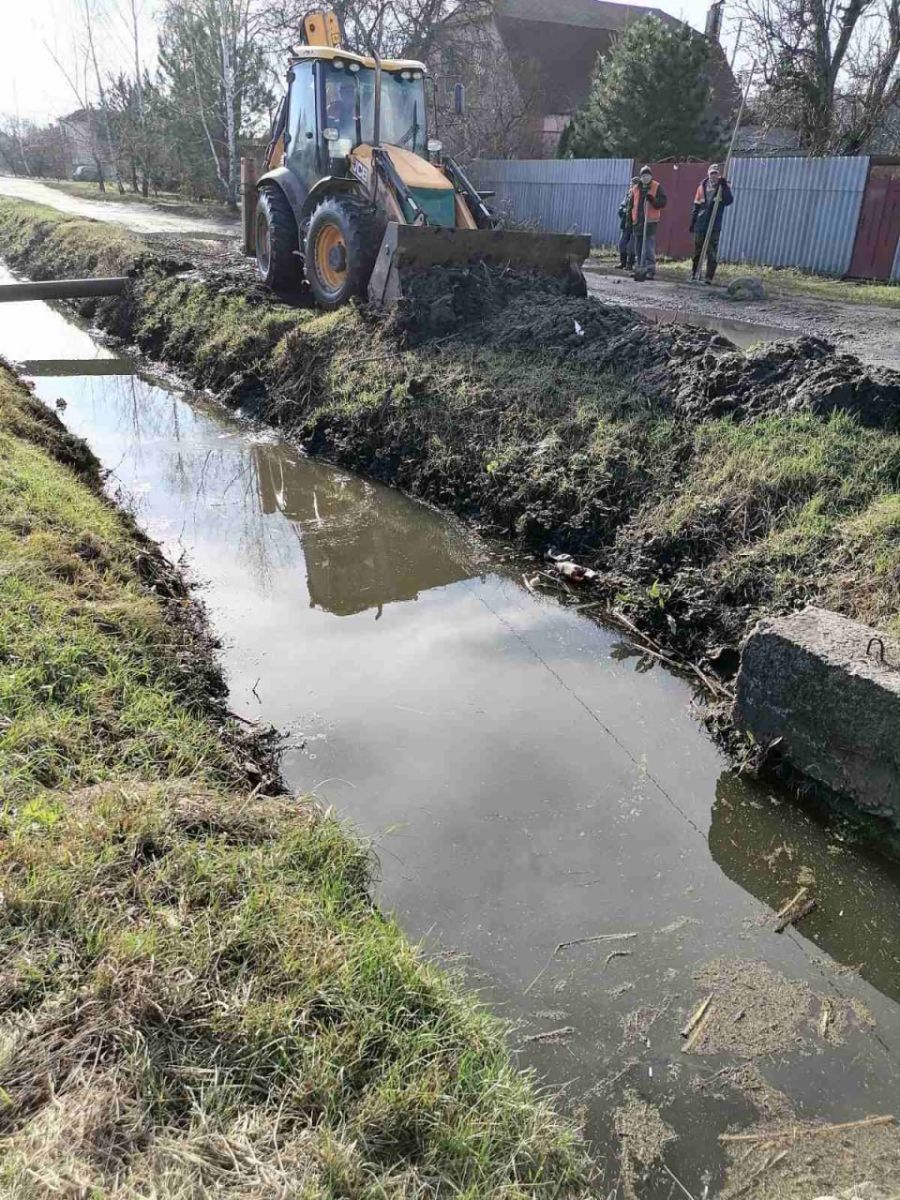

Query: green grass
left=589, top=247, right=900, bottom=307
left=0, top=199, right=142, bottom=279
left=0, top=363, right=590, bottom=1196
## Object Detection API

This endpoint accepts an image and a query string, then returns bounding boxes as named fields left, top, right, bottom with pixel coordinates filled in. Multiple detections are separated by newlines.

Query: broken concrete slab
left=734, top=607, right=900, bottom=823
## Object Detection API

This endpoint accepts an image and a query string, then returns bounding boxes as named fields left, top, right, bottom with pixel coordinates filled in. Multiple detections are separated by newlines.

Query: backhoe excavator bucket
left=367, top=223, right=592, bottom=306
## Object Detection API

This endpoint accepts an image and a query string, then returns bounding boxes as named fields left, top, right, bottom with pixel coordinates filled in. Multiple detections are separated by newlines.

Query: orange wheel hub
left=314, top=222, right=347, bottom=292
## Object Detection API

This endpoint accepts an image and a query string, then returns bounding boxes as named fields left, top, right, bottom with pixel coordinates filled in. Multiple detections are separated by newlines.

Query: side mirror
left=453, top=83, right=466, bottom=116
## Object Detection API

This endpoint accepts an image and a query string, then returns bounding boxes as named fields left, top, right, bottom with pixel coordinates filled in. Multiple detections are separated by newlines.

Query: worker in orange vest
left=690, top=163, right=733, bottom=282
left=631, top=165, right=668, bottom=279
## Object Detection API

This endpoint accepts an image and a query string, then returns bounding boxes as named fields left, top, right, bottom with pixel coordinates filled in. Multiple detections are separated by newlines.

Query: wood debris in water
left=522, top=1025, right=576, bottom=1044
left=555, top=931, right=638, bottom=953
left=681, top=994, right=713, bottom=1039
left=719, top=1114, right=895, bottom=1143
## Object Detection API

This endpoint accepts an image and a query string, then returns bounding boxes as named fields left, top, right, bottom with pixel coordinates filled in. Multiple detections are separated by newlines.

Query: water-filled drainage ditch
left=3, top=264, right=900, bottom=1194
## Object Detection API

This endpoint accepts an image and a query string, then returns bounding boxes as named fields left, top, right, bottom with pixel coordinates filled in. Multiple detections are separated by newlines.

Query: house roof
left=492, top=0, right=738, bottom=119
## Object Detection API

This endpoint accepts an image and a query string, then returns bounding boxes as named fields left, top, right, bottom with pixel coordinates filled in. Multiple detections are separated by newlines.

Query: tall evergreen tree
left=560, top=16, right=727, bottom=161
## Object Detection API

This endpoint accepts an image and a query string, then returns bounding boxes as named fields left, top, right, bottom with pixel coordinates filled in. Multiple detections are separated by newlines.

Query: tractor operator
left=326, top=80, right=358, bottom=140
left=690, top=163, right=733, bottom=283
left=631, top=166, right=667, bottom=279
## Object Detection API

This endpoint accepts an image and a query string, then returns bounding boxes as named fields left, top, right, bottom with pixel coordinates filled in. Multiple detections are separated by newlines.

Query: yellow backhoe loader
left=250, top=8, right=590, bottom=308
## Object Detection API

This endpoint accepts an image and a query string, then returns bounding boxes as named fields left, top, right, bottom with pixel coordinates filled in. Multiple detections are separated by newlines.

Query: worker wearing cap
left=631, top=166, right=667, bottom=278
left=690, top=163, right=733, bottom=282
left=617, top=176, right=640, bottom=270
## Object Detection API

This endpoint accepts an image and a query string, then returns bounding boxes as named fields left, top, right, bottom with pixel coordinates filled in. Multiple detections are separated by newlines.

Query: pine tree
left=561, top=17, right=727, bottom=161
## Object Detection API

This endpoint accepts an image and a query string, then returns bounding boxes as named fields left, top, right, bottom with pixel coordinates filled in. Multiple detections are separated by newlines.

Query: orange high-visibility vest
left=631, top=179, right=663, bottom=224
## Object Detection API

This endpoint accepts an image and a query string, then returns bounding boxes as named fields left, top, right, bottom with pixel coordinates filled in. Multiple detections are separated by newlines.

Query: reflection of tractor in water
left=251, top=8, right=590, bottom=308
left=252, top=443, right=474, bottom=617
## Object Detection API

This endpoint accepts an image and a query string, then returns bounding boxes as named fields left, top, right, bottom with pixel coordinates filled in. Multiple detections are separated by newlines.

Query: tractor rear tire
left=304, top=195, right=381, bottom=309
left=256, top=186, right=298, bottom=290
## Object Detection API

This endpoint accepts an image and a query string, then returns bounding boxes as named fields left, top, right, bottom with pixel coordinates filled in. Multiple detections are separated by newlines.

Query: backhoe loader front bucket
left=367, top=223, right=592, bottom=306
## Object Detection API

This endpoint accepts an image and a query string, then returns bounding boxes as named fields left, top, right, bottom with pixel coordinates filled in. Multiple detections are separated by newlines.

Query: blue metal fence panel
left=471, top=158, right=633, bottom=245
left=892, top=232, right=900, bottom=282
left=720, top=156, right=869, bottom=276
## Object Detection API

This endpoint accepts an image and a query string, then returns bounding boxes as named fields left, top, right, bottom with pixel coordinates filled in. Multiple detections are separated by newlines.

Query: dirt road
left=585, top=265, right=900, bottom=371
left=0, top=175, right=238, bottom=238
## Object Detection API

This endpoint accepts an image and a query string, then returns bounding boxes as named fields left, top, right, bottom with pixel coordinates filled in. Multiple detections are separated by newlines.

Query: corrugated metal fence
left=718, top=157, right=869, bottom=276
left=472, top=158, right=633, bottom=246
left=474, top=153, right=894, bottom=278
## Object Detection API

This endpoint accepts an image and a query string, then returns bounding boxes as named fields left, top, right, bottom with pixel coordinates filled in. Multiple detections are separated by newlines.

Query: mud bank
left=0, top=357, right=590, bottom=1197
left=3, top=199, right=900, bottom=786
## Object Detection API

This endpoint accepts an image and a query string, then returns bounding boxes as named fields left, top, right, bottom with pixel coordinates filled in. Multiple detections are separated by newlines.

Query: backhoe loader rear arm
left=442, top=157, right=494, bottom=229
left=372, top=148, right=427, bottom=225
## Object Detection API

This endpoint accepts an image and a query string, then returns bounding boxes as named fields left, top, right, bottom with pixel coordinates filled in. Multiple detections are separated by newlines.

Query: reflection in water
left=710, top=774, right=900, bottom=1003
left=639, top=306, right=794, bottom=350
left=253, top=444, right=476, bottom=616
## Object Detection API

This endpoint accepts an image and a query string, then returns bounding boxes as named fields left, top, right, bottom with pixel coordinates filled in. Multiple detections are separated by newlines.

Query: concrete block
left=734, top=606, right=900, bottom=822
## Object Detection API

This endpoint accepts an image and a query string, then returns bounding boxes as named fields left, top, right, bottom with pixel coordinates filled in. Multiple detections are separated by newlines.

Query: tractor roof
left=287, top=45, right=427, bottom=72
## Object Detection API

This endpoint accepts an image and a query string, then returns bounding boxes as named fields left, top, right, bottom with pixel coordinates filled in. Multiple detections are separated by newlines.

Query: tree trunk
left=221, top=16, right=239, bottom=210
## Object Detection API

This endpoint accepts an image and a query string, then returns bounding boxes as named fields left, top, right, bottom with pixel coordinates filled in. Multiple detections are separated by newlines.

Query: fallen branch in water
left=774, top=898, right=816, bottom=933
left=608, top=607, right=734, bottom=701
left=682, top=1003, right=715, bottom=1053
left=522, top=1026, right=576, bottom=1044
left=719, top=1114, right=895, bottom=1143
left=555, top=932, right=638, bottom=953
left=681, top=995, right=713, bottom=1039
left=776, top=887, right=808, bottom=919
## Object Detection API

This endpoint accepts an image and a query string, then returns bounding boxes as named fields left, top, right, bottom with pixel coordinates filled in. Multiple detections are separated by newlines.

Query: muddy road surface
left=3, top=267, right=900, bottom=1196
left=586, top=265, right=900, bottom=372
left=0, top=174, right=238, bottom=237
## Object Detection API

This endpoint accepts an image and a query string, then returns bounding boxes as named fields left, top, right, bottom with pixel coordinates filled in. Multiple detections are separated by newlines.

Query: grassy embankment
left=0, top=357, right=589, bottom=1194
left=1, top=196, right=899, bottom=678
left=589, top=248, right=900, bottom=307
left=43, top=178, right=240, bottom=224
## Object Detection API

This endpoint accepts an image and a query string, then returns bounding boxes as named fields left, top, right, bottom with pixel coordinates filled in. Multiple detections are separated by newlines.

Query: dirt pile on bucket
left=395, top=267, right=900, bottom=430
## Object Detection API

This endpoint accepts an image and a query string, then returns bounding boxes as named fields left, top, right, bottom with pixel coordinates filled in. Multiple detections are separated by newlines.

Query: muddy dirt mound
left=395, top=267, right=900, bottom=430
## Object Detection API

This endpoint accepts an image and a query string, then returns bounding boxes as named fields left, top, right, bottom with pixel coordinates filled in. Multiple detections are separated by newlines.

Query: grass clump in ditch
left=0, top=198, right=142, bottom=279
left=137, top=273, right=307, bottom=394
left=0, top=366, right=236, bottom=801
left=638, top=412, right=900, bottom=634
left=0, top=361, right=590, bottom=1197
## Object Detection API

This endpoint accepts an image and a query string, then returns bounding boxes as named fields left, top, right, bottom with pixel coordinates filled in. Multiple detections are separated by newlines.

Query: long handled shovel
left=633, top=199, right=651, bottom=282
left=692, top=62, right=756, bottom=285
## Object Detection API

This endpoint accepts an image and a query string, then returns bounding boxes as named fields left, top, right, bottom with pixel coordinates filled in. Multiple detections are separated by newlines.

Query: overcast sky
left=1, top=0, right=742, bottom=124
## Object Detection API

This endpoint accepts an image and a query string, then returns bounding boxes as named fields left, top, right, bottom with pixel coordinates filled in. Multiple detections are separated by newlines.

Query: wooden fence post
left=241, top=157, right=258, bottom=257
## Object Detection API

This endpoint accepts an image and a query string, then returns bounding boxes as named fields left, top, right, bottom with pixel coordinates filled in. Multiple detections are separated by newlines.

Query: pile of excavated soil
left=396, top=268, right=900, bottom=430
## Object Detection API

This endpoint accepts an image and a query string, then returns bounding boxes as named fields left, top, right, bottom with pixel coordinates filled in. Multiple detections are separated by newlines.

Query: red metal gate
left=848, top=166, right=900, bottom=280
left=635, top=161, right=708, bottom=260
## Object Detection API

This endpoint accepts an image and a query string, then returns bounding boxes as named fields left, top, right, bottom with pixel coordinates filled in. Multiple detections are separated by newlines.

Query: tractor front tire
left=256, top=186, right=298, bottom=291
left=304, top=195, right=380, bottom=309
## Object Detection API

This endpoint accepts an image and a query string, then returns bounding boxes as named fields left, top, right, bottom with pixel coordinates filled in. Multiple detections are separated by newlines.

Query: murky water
left=4, top=267, right=900, bottom=1194
left=638, top=306, right=796, bottom=350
